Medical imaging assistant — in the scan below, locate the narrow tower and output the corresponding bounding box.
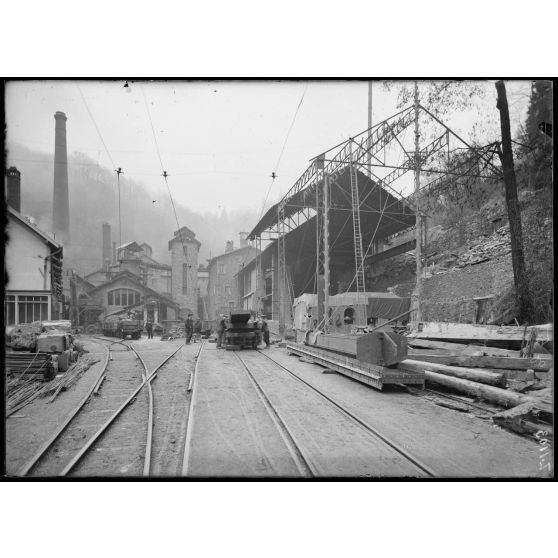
[52,111,70,243]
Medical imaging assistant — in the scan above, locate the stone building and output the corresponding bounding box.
[168,226,201,319]
[206,241,257,324]
[85,239,172,297]
[197,264,209,320]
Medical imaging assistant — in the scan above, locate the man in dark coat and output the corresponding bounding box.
[185,314,194,344]
[216,315,226,348]
[145,321,153,339]
[261,317,270,349]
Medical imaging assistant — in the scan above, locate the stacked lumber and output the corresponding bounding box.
[5,352,55,381]
[6,354,100,416]
[400,324,554,429]
[407,321,553,350]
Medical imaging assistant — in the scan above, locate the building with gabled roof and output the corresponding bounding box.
[5,169,64,325]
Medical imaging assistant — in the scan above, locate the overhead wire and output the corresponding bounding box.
[141,84,189,260]
[76,84,117,170]
[258,82,309,221]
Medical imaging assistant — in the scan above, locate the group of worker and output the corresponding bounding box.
[215,314,270,349]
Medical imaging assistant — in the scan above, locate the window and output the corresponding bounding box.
[5,295,16,325]
[343,307,354,324]
[218,263,226,275]
[229,301,235,311]
[183,264,188,295]
[225,285,232,296]
[108,289,140,307]
[5,294,49,324]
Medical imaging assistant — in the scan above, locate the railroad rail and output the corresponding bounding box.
[17,336,184,477]
[251,349,438,477]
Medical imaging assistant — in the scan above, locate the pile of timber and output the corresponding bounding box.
[6,354,100,416]
[401,322,553,435]
[407,321,553,351]
[5,352,56,381]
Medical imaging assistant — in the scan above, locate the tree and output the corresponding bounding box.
[495,81,534,323]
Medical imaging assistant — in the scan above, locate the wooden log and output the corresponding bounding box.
[407,338,523,357]
[399,359,506,386]
[407,352,552,372]
[492,402,553,437]
[420,370,536,408]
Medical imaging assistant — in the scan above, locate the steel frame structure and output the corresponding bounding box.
[250,103,503,332]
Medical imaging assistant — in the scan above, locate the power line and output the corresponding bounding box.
[258,82,309,220]
[141,85,189,261]
[76,84,117,169]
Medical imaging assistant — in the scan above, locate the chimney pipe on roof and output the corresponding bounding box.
[52,111,70,244]
[6,167,21,212]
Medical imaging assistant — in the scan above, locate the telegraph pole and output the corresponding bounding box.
[413,81,422,321]
[116,167,123,252]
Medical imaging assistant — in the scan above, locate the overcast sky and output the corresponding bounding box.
[6,80,531,216]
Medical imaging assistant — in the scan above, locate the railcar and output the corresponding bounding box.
[101,316,143,339]
[224,311,259,350]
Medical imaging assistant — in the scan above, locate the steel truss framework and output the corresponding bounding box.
[249,104,504,325]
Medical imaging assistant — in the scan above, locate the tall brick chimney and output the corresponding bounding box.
[6,167,21,212]
[52,111,70,243]
[102,222,111,268]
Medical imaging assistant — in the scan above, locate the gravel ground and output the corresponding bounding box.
[5,337,550,478]
[267,347,549,478]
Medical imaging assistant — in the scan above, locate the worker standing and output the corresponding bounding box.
[185,314,194,344]
[145,321,153,339]
[216,315,226,348]
[261,317,270,349]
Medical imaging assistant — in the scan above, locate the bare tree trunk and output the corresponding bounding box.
[495,80,534,323]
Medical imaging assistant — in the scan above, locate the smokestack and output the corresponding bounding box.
[6,167,21,212]
[52,111,70,244]
[225,240,234,253]
[102,222,111,267]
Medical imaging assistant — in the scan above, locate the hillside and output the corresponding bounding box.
[6,143,260,274]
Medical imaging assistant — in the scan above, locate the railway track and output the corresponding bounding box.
[182,343,437,477]
[238,349,438,477]
[17,337,184,477]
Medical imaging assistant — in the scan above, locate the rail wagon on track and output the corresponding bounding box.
[101,316,143,339]
[225,311,259,350]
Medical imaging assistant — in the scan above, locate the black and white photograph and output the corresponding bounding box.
[4,78,553,479]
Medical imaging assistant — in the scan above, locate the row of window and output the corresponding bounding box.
[108,289,141,307]
[5,294,49,325]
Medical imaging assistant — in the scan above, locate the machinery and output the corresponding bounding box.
[224,311,259,350]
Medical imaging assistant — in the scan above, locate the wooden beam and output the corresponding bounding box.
[407,338,526,357]
[408,321,553,345]
[419,370,536,408]
[407,352,552,372]
[399,359,505,386]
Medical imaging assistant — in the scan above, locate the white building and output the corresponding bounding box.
[5,206,63,324]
